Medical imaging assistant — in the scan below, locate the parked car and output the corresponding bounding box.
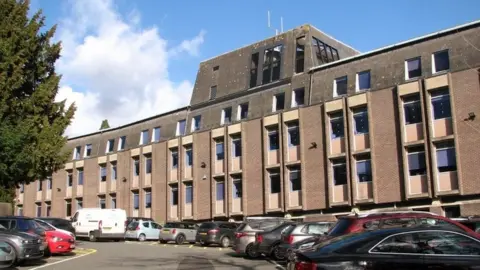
[288,226,480,270]
[159,222,197,244]
[0,224,45,267]
[0,216,48,250]
[38,217,76,236]
[233,216,291,258]
[281,221,334,245]
[252,222,295,260]
[0,241,16,268]
[125,220,163,241]
[279,210,476,261]
[35,219,75,239]
[125,217,154,231]
[452,216,480,234]
[196,221,238,247]
[34,220,75,256]
[70,208,127,242]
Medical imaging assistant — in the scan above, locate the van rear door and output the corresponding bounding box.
[100,210,126,234]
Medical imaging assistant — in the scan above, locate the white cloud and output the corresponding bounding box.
[54,0,205,137]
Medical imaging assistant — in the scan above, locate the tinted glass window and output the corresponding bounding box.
[17,219,38,231]
[418,218,461,230]
[200,223,218,229]
[0,220,9,229]
[163,223,178,228]
[307,224,330,234]
[142,222,150,228]
[283,224,297,235]
[236,223,247,231]
[328,219,353,236]
[418,231,480,255]
[381,218,416,229]
[371,232,422,254]
[128,222,138,230]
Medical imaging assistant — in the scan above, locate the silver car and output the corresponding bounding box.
[125,220,162,241]
[158,222,197,245]
[0,225,45,267]
[281,222,334,245]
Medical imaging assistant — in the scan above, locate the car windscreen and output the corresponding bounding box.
[17,219,39,231]
[163,223,178,228]
[327,218,353,237]
[127,222,139,230]
[35,220,55,231]
[199,223,217,229]
[282,224,297,235]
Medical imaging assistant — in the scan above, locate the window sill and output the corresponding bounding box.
[355,88,371,93]
[431,70,449,77]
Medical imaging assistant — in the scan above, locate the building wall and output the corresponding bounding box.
[15,22,480,221]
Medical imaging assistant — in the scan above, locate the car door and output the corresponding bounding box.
[419,231,480,269]
[185,223,197,241]
[150,222,161,240]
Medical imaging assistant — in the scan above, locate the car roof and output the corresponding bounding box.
[0,216,34,220]
[340,211,441,220]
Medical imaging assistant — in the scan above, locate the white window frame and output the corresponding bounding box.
[333,76,347,97]
[191,116,200,132]
[431,50,449,74]
[176,120,186,136]
[291,88,305,108]
[152,127,160,142]
[105,139,114,153]
[139,130,148,145]
[236,105,243,121]
[73,146,81,160]
[221,108,231,126]
[118,136,126,151]
[84,144,92,157]
[404,57,421,80]
[272,93,285,112]
[355,70,371,92]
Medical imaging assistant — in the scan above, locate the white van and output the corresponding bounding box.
[71,208,127,242]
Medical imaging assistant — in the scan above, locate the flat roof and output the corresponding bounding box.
[67,106,189,141]
[309,19,480,73]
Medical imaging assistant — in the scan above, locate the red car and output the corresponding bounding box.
[35,220,75,255]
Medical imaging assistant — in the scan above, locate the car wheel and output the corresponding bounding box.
[2,242,16,268]
[44,247,52,257]
[175,234,185,245]
[199,240,209,246]
[159,240,167,244]
[138,234,146,242]
[220,237,230,248]
[89,232,97,242]
[245,243,260,259]
[271,244,285,261]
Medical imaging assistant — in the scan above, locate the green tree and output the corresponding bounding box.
[0,0,75,202]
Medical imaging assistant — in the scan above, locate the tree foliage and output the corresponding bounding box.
[0,0,75,195]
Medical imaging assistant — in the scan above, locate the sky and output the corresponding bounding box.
[29,0,480,137]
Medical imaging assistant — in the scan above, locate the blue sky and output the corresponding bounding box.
[31,0,479,136]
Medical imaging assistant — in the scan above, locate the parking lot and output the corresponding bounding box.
[16,240,282,270]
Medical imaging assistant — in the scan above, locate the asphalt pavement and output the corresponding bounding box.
[15,240,283,270]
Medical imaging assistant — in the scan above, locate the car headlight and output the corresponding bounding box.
[21,240,30,244]
[51,236,64,242]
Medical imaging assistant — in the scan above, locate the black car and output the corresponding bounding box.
[253,222,294,260]
[38,217,75,235]
[196,221,238,247]
[289,226,480,270]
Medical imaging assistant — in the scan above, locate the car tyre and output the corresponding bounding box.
[245,243,260,259]
[220,236,230,248]
[175,234,185,245]
[44,247,52,257]
[199,240,209,246]
[138,234,146,242]
[4,243,17,268]
[89,232,97,242]
[271,244,285,261]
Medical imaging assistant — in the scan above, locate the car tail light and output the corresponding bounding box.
[295,261,317,270]
[287,235,294,244]
[235,232,247,239]
[136,226,140,231]
[255,234,263,243]
[208,229,219,234]
[171,229,176,234]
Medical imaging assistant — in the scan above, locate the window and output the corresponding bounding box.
[213,66,219,71]
[232,177,242,198]
[268,127,279,150]
[287,122,300,147]
[250,53,259,88]
[17,206,23,216]
[211,139,224,161]
[145,190,152,208]
[152,127,161,142]
[37,180,42,191]
[76,198,83,209]
[118,136,126,151]
[334,76,347,97]
[171,185,178,205]
[356,70,371,91]
[436,141,456,172]
[191,115,201,132]
[133,158,140,176]
[145,155,152,174]
[84,144,92,157]
[290,166,301,191]
[45,203,51,217]
[262,45,283,84]
[111,163,117,180]
[371,232,423,254]
[185,146,193,167]
[432,50,449,73]
[407,146,427,176]
[100,165,107,182]
[216,181,224,201]
[176,120,186,136]
[77,169,84,185]
[356,157,372,182]
[185,183,193,204]
[311,37,339,65]
[36,203,41,217]
[405,57,422,80]
[353,107,369,134]
[232,136,242,157]
[99,197,106,209]
[431,88,451,120]
[270,171,281,194]
[210,85,217,100]
[66,200,72,217]
[444,206,460,218]
[273,93,285,112]
[332,159,347,185]
[330,112,344,139]
[403,94,422,125]
[140,130,149,145]
[111,196,117,209]
[295,37,305,73]
[73,146,81,160]
[171,149,178,169]
[47,177,52,190]
[133,192,139,210]
[106,139,115,153]
[292,88,305,107]
[221,107,232,125]
[67,172,73,187]
[237,103,249,120]
[20,184,24,193]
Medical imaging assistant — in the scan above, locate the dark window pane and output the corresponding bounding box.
[216,182,224,201]
[434,51,449,73]
[408,151,427,176]
[332,160,347,186]
[407,58,422,79]
[268,129,279,150]
[335,77,348,96]
[275,93,285,111]
[357,160,372,182]
[353,107,369,134]
[358,71,371,90]
[431,90,451,119]
[215,142,224,160]
[403,95,422,124]
[288,124,300,146]
[436,147,456,172]
[210,86,217,100]
[330,114,344,139]
[270,173,281,193]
